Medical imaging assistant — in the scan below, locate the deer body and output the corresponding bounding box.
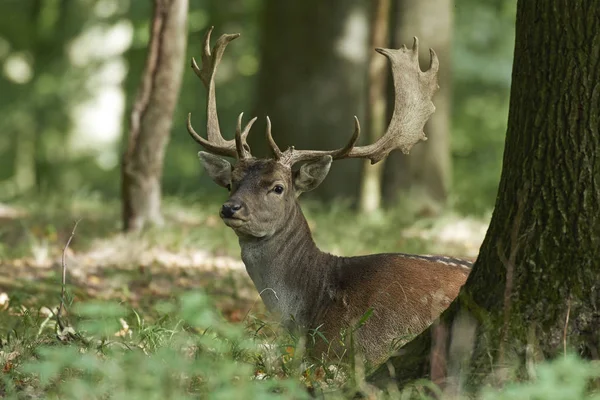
[187,28,471,366]
[240,195,470,364]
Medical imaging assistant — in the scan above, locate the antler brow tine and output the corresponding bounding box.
[235,112,257,159]
[265,116,283,159]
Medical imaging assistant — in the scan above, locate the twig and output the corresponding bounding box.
[563,297,571,357]
[57,219,81,330]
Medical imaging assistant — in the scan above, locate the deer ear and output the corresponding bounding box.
[293,156,332,195]
[198,151,232,188]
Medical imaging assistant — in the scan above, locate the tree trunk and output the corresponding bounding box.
[121,0,187,232]
[382,0,452,212]
[252,0,368,201]
[369,0,600,391]
[357,0,391,214]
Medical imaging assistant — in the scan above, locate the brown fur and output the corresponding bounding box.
[200,157,471,366]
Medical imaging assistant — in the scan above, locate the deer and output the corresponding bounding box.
[187,27,472,367]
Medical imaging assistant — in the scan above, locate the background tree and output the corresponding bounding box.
[369,0,600,389]
[357,0,391,213]
[121,0,188,232]
[252,0,369,201]
[0,0,513,214]
[382,0,453,212]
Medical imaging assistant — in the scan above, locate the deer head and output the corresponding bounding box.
[188,27,439,239]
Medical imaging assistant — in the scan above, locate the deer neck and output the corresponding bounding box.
[238,203,334,328]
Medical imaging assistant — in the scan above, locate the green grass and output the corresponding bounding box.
[0,191,482,262]
[2,194,598,398]
[0,292,317,399]
[1,288,599,399]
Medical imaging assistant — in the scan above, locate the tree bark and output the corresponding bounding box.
[382,0,453,211]
[121,0,187,232]
[357,0,391,214]
[252,0,368,201]
[369,0,600,391]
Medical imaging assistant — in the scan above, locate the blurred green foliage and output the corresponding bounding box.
[452,1,516,214]
[2,286,599,399]
[1,291,313,399]
[0,0,514,213]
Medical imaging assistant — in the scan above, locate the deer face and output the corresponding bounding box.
[199,152,332,238]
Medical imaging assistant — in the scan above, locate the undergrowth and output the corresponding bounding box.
[0,291,345,399]
[1,289,600,399]
[1,195,599,398]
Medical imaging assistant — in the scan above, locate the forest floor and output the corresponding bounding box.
[0,195,488,322]
[0,195,490,398]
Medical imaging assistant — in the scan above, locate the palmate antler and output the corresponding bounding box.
[188,29,439,166]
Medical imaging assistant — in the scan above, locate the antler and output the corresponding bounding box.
[271,37,439,166]
[187,27,256,159]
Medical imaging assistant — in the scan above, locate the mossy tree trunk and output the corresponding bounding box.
[121,0,187,232]
[369,0,600,390]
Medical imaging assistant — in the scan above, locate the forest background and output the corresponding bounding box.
[1,0,571,399]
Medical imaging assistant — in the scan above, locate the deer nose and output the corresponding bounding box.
[221,201,243,218]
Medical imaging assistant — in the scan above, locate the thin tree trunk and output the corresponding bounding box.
[252,0,369,201]
[358,0,391,214]
[121,0,187,232]
[369,0,600,390]
[382,0,453,212]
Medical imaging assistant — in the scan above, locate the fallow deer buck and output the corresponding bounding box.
[187,27,472,366]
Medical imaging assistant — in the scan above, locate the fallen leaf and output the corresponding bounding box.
[3,361,13,373]
[314,366,325,381]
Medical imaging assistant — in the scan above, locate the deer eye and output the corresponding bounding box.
[272,184,284,194]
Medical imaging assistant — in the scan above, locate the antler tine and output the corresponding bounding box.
[235,113,257,159]
[187,113,231,157]
[187,27,245,158]
[265,116,283,159]
[331,116,361,159]
[276,37,438,167]
[427,48,440,78]
[411,36,419,57]
[276,116,361,166]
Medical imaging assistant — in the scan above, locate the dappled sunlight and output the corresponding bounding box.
[0,196,488,321]
[67,20,132,169]
[82,235,244,273]
[2,52,33,84]
[336,6,368,63]
[402,214,489,258]
[0,203,27,219]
